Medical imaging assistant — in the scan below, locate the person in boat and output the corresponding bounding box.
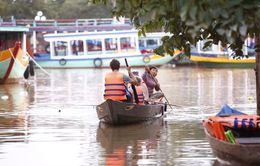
[142,65,164,102]
[104,59,138,102]
[128,71,149,104]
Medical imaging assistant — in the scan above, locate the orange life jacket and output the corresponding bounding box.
[104,72,127,101]
[206,115,260,129]
[203,120,227,141]
[136,85,144,104]
[203,115,260,141]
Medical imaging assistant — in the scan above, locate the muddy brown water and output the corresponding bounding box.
[0,66,256,166]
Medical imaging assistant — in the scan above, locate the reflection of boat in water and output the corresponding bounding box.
[96,117,165,165]
[96,99,166,125]
[0,84,31,142]
[34,30,181,68]
[0,27,30,84]
[0,84,30,111]
[203,105,260,165]
[190,39,255,68]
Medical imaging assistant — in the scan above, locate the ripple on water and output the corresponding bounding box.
[0,67,257,165]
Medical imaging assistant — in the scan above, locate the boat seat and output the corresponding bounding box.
[236,137,260,144]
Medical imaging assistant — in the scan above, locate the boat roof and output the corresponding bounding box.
[44,29,139,41]
[0,26,29,32]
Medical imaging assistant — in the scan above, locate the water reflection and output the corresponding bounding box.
[0,84,31,142]
[0,67,257,166]
[97,118,166,165]
[159,67,256,115]
[213,159,253,166]
[0,84,31,112]
[32,69,106,109]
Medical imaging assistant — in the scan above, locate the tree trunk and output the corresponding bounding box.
[255,35,260,115]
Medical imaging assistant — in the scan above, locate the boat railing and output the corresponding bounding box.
[13,18,131,27]
[0,16,132,29]
[0,16,16,26]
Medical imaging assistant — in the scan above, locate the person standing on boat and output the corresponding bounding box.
[142,65,164,101]
[104,59,138,102]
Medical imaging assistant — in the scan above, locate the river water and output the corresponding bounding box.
[0,66,256,166]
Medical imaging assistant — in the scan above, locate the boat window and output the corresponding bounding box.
[105,38,117,54]
[146,39,158,48]
[70,40,84,56]
[0,32,22,51]
[120,37,136,52]
[139,39,145,50]
[54,41,68,56]
[86,39,102,54]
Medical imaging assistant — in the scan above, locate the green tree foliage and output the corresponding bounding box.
[0,0,112,19]
[7,0,48,19]
[94,0,260,57]
[0,0,10,16]
[58,0,112,19]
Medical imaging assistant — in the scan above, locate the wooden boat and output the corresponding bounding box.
[190,54,255,68]
[190,39,255,68]
[96,99,166,125]
[203,104,260,165]
[204,129,260,165]
[0,26,30,84]
[34,30,181,68]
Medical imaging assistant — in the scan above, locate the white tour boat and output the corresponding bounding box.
[34,30,182,68]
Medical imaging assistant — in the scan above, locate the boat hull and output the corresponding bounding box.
[191,55,255,68]
[204,128,260,165]
[35,54,176,68]
[0,46,29,84]
[96,99,166,125]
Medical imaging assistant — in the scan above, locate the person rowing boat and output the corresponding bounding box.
[97,60,168,125]
[142,65,164,102]
[103,59,138,103]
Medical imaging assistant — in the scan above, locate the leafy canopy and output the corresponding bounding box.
[94,0,260,56]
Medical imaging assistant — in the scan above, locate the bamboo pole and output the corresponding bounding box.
[255,35,260,115]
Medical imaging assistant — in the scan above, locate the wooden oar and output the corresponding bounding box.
[125,59,139,104]
[153,101,182,108]
[147,67,173,109]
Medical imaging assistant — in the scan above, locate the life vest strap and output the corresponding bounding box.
[105,83,124,86]
[104,94,126,97]
[104,89,126,92]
